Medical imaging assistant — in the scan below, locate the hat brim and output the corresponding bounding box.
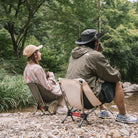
[36,45,43,50]
[75,37,95,45]
[75,34,99,45]
[75,33,104,45]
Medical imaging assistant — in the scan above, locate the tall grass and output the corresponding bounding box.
[0,69,35,112]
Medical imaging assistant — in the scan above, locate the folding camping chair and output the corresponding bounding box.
[59,78,102,127]
[27,83,61,116]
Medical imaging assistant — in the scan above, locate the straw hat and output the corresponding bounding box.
[23,45,43,58]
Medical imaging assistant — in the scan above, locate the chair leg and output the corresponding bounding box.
[78,118,85,128]
[43,105,55,115]
[33,105,53,116]
[78,113,90,128]
[33,105,41,115]
[85,118,91,125]
[71,115,75,121]
[44,106,51,113]
[61,114,68,123]
[107,108,113,114]
[33,108,38,115]
[61,109,74,123]
[94,110,98,117]
[40,108,46,116]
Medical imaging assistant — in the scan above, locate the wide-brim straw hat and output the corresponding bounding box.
[75,29,99,45]
[23,44,43,58]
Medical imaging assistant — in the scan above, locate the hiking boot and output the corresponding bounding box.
[116,114,138,124]
[99,110,112,119]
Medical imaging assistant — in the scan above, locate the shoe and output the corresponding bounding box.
[53,105,68,114]
[116,114,138,124]
[99,110,111,119]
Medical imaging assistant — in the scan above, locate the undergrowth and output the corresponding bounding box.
[0,69,35,112]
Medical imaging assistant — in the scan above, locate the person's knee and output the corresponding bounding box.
[99,82,116,104]
[116,81,123,89]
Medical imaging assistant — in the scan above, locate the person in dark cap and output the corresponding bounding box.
[66,29,137,123]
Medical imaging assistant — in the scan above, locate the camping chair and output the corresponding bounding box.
[59,78,102,127]
[27,83,61,116]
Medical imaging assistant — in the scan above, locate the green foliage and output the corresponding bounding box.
[25,35,41,47]
[0,0,46,57]
[102,25,138,83]
[0,71,34,112]
[0,57,26,74]
[0,28,13,58]
[40,46,65,73]
[103,0,134,28]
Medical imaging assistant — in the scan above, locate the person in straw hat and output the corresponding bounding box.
[23,44,67,114]
[66,29,137,123]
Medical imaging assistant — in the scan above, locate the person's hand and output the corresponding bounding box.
[46,71,54,78]
[114,66,119,71]
[46,71,52,79]
[47,72,53,76]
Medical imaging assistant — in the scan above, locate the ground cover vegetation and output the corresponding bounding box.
[0,0,138,111]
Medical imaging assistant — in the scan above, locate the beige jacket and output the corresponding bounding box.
[66,46,121,97]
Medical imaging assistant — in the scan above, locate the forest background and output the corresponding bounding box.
[0,0,138,111]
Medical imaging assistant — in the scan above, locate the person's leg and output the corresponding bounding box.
[99,81,137,123]
[53,96,67,114]
[114,82,138,123]
[113,81,126,115]
[57,96,66,107]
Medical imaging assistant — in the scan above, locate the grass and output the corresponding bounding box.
[0,69,35,112]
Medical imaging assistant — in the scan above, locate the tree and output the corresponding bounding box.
[0,0,46,58]
[36,0,99,60]
[101,0,138,82]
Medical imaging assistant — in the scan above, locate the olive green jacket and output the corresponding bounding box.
[66,46,121,97]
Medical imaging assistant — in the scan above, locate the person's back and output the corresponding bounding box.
[66,46,103,96]
[24,63,43,84]
[66,46,97,79]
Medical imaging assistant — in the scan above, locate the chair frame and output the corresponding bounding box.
[59,79,102,127]
[27,83,60,116]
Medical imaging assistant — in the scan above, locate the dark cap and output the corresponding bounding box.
[75,29,98,45]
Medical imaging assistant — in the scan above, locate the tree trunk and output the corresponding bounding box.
[78,25,80,37]
[8,23,19,58]
[98,0,101,42]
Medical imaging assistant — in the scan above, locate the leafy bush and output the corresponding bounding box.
[0,57,26,75]
[40,46,64,73]
[102,26,138,83]
[0,72,35,112]
[0,28,13,58]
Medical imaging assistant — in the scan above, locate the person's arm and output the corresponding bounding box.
[35,67,53,91]
[93,53,121,82]
[35,67,62,95]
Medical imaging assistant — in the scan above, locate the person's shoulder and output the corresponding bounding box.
[32,64,43,70]
[26,64,42,70]
[32,64,42,68]
[89,50,104,59]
